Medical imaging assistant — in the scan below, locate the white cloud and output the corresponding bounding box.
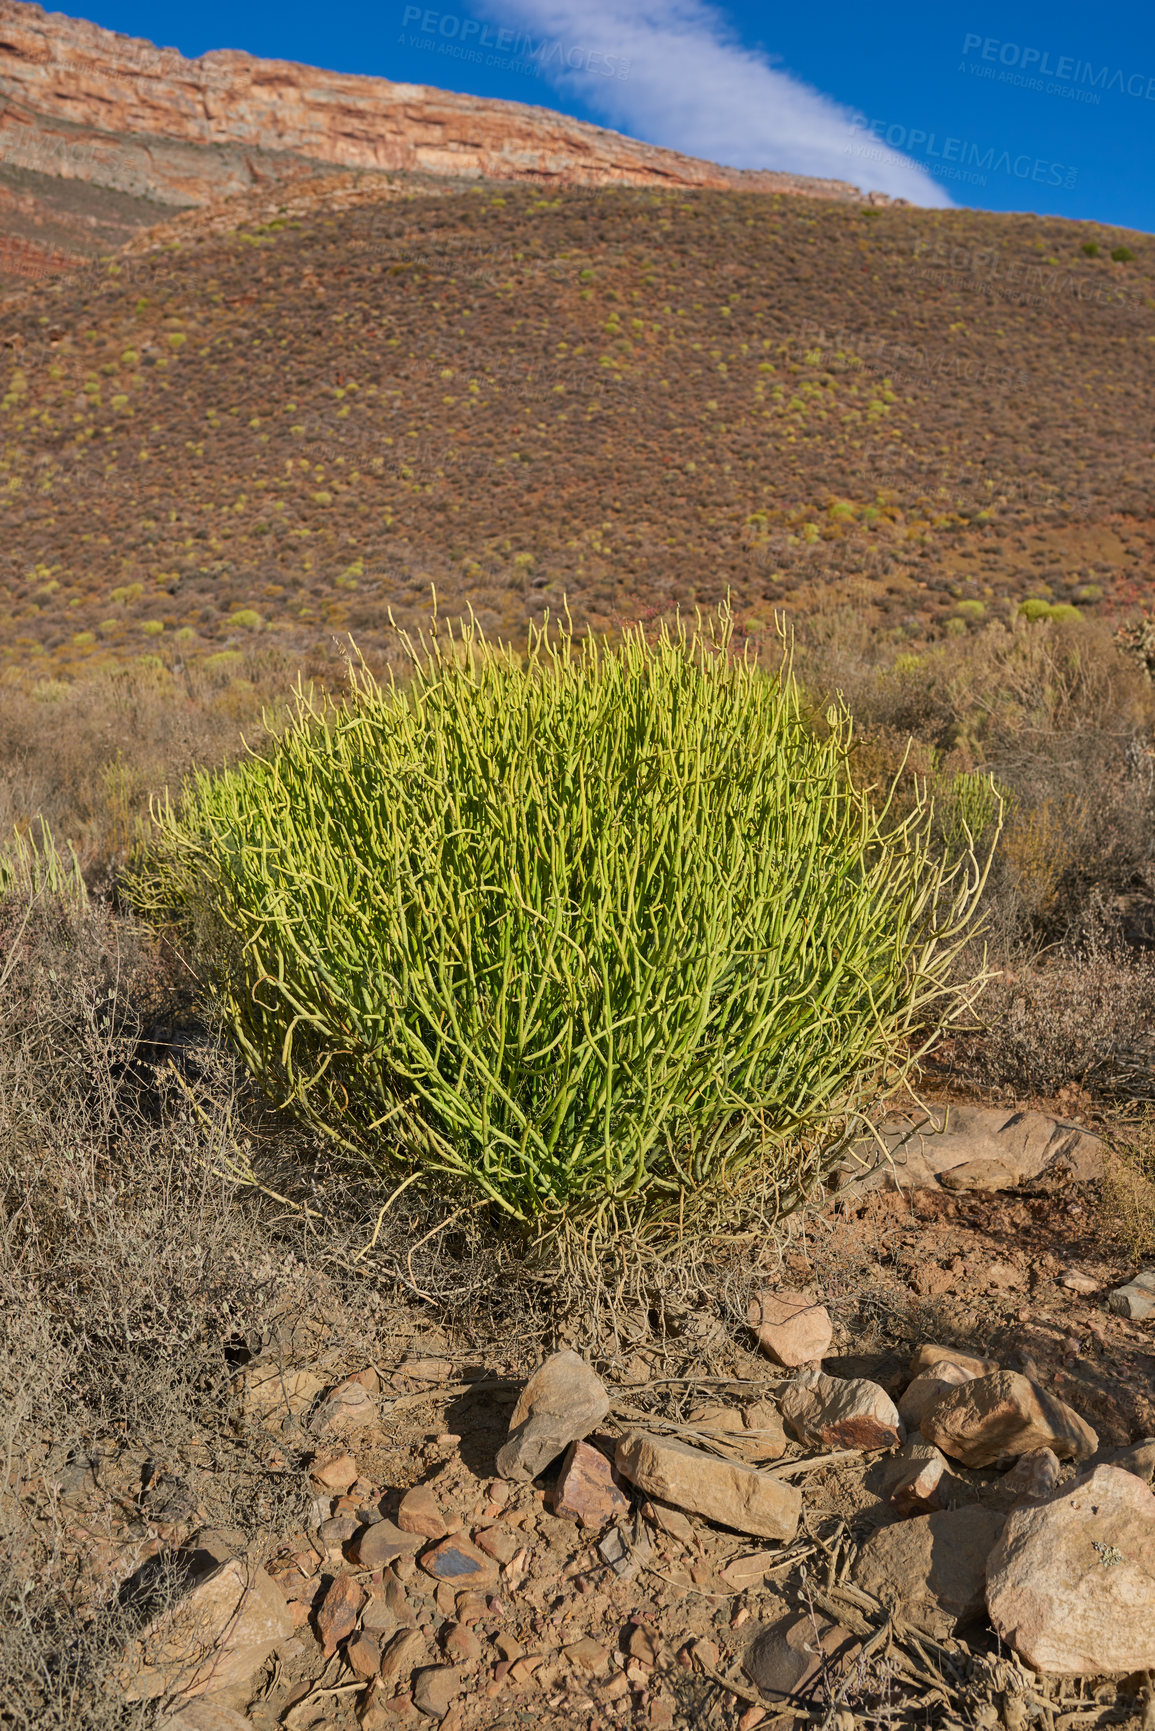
[470,0,952,206]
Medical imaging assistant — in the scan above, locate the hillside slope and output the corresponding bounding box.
[1,181,1152,676]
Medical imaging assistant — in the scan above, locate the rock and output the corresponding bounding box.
[746,1290,832,1367]
[898,1362,980,1431]
[741,1401,788,1462]
[722,1551,783,1589]
[495,1350,610,1482]
[310,1453,358,1492]
[473,1526,520,1564]
[237,1362,326,1427]
[564,1635,609,1672]
[316,1573,367,1658]
[875,1436,949,1497]
[312,1376,379,1436]
[353,1520,423,1570]
[640,1500,696,1543]
[161,1704,253,1731]
[837,1106,1103,1199]
[626,1623,664,1668]
[1059,1268,1099,1295]
[780,1369,904,1451]
[1107,1269,1155,1320]
[121,1558,292,1701]
[938,1158,1021,1193]
[891,1454,947,1517]
[999,1448,1061,1507]
[688,1401,747,1436]
[615,1432,801,1542]
[909,1344,998,1379]
[419,1537,499,1591]
[442,1622,483,1665]
[348,1630,384,1677]
[1108,1438,1155,1484]
[0,4,873,220]
[742,1614,859,1703]
[412,1665,464,1720]
[853,1507,1006,1637]
[921,1372,1098,1468]
[553,1440,629,1530]
[985,1465,1155,1675]
[398,1485,450,1541]
[380,1628,428,1686]
[318,1514,359,1558]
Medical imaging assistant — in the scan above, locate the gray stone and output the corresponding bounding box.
[1107,1269,1155,1321]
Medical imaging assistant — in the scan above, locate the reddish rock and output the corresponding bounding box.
[310,1453,358,1492]
[780,1369,904,1451]
[354,1520,423,1570]
[898,1362,980,1431]
[986,1465,1155,1675]
[746,1290,832,1368]
[120,1558,292,1702]
[316,1573,367,1658]
[398,1485,450,1541]
[909,1344,998,1379]
[553,1440,630,1530]
[891,1454,948,1517]
[472,1526,520,1565]
[0,2,871,217]
[348,1631,383,1677]
[921,1372,1098,1468]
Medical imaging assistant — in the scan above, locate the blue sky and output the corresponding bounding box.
[71,0,1155,233]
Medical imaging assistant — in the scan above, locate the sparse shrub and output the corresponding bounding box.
[137,607,990,1226]
[1081,242,1101,257]
[1111,246,1136,263]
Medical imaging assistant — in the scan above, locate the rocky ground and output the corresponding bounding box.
[18,1103,1154,1731]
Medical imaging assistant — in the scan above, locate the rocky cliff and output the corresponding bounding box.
[0,0,880,212]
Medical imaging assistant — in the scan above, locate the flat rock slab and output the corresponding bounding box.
[615,1430,801,1542]
[853,1506,1006,1637]
[986,1465,1155,1675]
[835,1106,1103,1198]
[495,1349,610,1482]
[922,1371,1098,1468]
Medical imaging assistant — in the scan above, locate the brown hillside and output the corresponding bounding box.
[0,179,1152,678]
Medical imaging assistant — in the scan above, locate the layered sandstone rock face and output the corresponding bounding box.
[0,0,875,211]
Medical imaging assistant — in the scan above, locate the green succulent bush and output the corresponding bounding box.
[137,607,992,1225]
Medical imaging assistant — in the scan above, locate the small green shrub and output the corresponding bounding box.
[1111,246,1136,263]
[137,607,991,1225]
[1019,598,1080,624]
[1082,242,1101,257]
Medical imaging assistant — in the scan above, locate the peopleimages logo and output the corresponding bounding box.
[960,34,1155,103]
[399,7,631,78]
[846,117,1077,190]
